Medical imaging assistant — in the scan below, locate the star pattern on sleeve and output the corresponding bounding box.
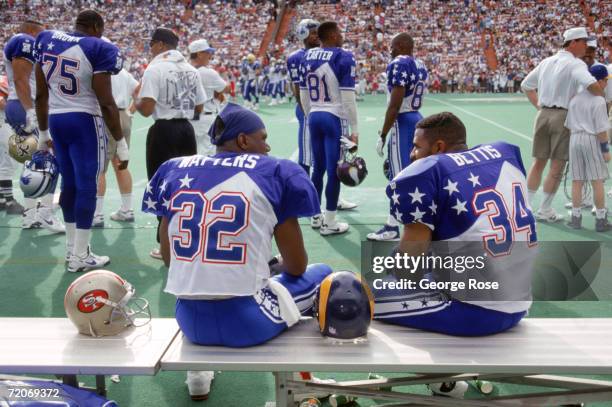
[179,174,194,188]
[443,179,459,195]
[144,196,157,210]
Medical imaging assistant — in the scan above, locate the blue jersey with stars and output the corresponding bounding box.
[386,55,428,113]
[242,61,259,81]
[34,30,122,116]
[299,47,356,118]
[142,153,320,297]
[287,48,305,85]
[387,141,537,313]
[3,33,36,101]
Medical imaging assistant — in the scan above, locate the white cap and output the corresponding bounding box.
[587,39,597,48]
[563,27,589,42]
[188,39,215,54]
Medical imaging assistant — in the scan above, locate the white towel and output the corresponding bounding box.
[268,279,301,327]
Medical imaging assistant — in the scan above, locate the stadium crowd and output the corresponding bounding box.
[1,0,611,94]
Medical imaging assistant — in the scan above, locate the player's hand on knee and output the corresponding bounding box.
[376,133,386,157]
[37,129,51,152]
[24,109,39,133]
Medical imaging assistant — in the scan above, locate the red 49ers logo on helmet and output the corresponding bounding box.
[77,290,109,313]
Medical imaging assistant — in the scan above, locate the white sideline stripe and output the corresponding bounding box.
[430,98,533,142]
[289,148,299,162]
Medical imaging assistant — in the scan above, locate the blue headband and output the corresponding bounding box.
[209,103,266,145]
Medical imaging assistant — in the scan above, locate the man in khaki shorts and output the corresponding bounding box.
[521,27,605,222]
[94,66,140,227]
[566,65,611,232]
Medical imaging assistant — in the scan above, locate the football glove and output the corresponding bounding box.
[24,108,38,133]
[116,137,129,162]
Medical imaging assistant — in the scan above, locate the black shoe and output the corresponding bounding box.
[596,218,611,232]
[567,214,582,229]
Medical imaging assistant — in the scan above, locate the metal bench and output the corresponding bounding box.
[0,318,179,395]
[161,317,612,406]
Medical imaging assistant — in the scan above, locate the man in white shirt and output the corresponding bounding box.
[566,65,611,232]
[94,67,140,227]
[136,27,206,259]
[521,27,605,222]
[187,39,228,156]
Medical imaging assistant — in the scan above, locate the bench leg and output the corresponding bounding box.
[62,374,78,388]
[274,372,292,407]
[95,375,106,397]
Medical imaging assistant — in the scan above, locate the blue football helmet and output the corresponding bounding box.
[314,271,374,340]
[296,19,320,41]
[20,151,59,198]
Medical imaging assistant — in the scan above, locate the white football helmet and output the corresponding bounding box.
[296,19,320,41]
[64,270,151,337]
[19,151,59,198]
[8,132,38,163]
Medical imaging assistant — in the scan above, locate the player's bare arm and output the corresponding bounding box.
[274,217,308,277]
[136,97,156,117]
[380,85,405,141]
[34,63,49,131]
[159,216,171,267]
[93,72,128,169]
[12,58,34,110]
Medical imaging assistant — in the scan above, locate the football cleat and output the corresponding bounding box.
[186,371,214,401]
[110,208,135,222]
[366,224,400,241]
[337,198,357,210]
[534,208,563,223]
[37,206,65,234]
[311,214,322,229]
[320,220,349,236]
[596,218,612,233]
[337,151,368,187]
[150,247,163,260]
[92,214,105,228]
[22,207,41,229]
[67,247,110,273]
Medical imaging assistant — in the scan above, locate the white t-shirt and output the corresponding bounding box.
[521,50,596,109]
[139,50,206,120]
[565,89,610,135]
[111,68,138,109]
[196,66,226,112]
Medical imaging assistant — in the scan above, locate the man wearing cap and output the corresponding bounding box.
[521,27,605,222]
[566,64,611,232]
[137,27,206,259]
[188,39,228,157]
[142,102,332,399]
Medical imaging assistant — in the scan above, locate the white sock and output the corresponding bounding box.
[95,196,104,216]
[386,214,400,227]
[324,210,337,226]
[540,192,555,211]
[40,193,53,208]
[572,208,581,217]
[120,193,132,211]
[528,189,537,205]
[66,222,76,255]
[24,198,36,210]
[74,228,92,258]
[596,208,607,219]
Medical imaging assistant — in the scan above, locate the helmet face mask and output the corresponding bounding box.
[337,151,368,187]
[8,133,38,163]
[65,270,151,337]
